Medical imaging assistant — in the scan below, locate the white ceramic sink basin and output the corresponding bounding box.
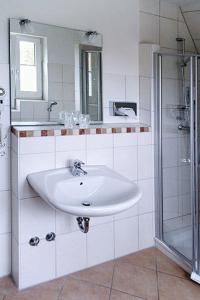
[27,166,141,217]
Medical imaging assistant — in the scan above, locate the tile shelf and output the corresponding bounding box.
[11,123,151,138]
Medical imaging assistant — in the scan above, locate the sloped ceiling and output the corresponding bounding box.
[181,3,200,53]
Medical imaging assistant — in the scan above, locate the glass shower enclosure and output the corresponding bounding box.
[154,52,200,282]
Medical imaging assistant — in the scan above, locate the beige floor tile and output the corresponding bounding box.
[112,261,158,300]
[71,261,115,287]
[2,276,65,300]
[4,288,59,300]
[0,276,16,296]
[110,289,143,299]
[0,293,4,300]
[59,277,110,300]
[158,272,200,300]
[156,250,189,279]
[117,247,156,271]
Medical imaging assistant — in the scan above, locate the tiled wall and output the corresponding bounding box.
[0,0,139,278]
[0,0,194,281]
[139,1,193,236]
[139,0,196,125]
[11,131,154,288]
[12,62,76,122]
[181,3,200,52]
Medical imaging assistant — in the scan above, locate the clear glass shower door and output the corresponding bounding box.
[156,53,194,262]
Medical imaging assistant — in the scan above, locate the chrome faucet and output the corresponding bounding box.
[71,160,87,176]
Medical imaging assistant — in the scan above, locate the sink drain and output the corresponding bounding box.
[82,202,91,207]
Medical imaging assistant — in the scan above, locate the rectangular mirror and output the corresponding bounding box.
[9,18,103,125]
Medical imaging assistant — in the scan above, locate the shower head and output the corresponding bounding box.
[176,38,186,42]
[176,37,186,56]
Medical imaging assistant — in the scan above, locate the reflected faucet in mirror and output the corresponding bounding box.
[47,101,58,122]
[9,18,103,125]
[47,101,58,112]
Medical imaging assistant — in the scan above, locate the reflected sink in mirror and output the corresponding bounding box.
[27,165,142,218]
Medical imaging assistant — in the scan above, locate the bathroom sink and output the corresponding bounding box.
[27,166,141,217]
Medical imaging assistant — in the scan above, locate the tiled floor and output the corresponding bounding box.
[1,247,200,299]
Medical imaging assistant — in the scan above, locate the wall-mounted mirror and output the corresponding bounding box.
[9,18,103,125]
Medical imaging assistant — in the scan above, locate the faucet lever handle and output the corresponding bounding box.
[73,159,85,168]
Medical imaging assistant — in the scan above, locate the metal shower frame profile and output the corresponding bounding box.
[154,52,200,283]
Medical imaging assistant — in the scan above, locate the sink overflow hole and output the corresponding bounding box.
[80,182,83,185]
[82,202,91,207]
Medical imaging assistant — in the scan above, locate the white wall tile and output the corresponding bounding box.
[162,78,179,108]
[86,134,113,149]
[140,0,159,15]
[181,194,191,216]
[33,102,48,121]
[12,193,19,242]
[163,167,178,198]
[20,197,55,243]
[140,13,159,44]
[87,222,114,267]
[115,216,138,258]
[163,138,178,168]
[138,145,154,179]
[63,64,75,83]
[56,135,86,152]
[113,133,137,148]
[161,51,179,79]
[19,137,55,154]
[20,239,55,289]
[12,237,19,287]
[139,44,157,78]
[139,213,155,249]
[137,132,153,145]
[140,109,151,125]
[160,1,179,20]
[90,215,114,227]
[178,165,190,196]
[11,150,18,197]
[114,203,138,220]
[55,210,78,235]
[87,148,113,168]
[20,102,34,121]
[48,82,63,101]
[0,233,11,277]
[48,63,62,83]
[114,146,137,180]
[125,75,139,101]
[139,77,151,111]
[103,73,126,106]
[160,18,178,49]
[19,153,55,199]
[0,191,11,234]
[63,83,75,101]
[56,231,87,277]
[0,151,10,191]
[138,178,154,214]
[163,196,179,220]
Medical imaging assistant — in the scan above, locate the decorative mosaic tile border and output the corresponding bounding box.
[12,126,151,138]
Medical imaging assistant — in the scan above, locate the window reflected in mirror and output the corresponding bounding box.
[10,18,103,125]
